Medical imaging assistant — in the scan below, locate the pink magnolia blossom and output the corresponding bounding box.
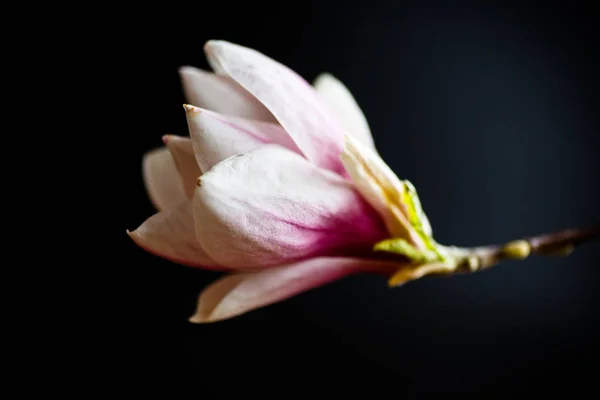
[127,41,463,322]
[130,41,600,324]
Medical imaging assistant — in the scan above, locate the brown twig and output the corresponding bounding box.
[455,222,600,273]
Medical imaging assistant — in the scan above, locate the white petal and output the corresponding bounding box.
[163,135,202,198]
[183,105,301,172]
[189,256,402,323]
[142,147,187,211]
[179,66,276,122]
[204,40,347,175]
[128,201,225,270]
[193,144,387,268]
[313,73,375,150]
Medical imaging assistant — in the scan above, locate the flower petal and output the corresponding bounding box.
[189,256,402,323]
[204,40,347,175]
[179,66,276,122]
[142,147,187,211]
[127,201,226,270]
[193,144,387,268]
[163,135,202,198]
[313,73,375,150]
[340,134,426,248]
[183,105,301,172]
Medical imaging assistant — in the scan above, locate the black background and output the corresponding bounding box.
[124,1,599,396]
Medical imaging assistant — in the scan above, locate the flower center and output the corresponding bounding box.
[339,133,449,267]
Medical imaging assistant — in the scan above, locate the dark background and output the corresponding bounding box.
[125,1,599,396]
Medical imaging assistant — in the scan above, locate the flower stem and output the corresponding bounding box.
[453,222,600,273]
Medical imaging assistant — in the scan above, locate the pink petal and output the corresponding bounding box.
[184,105,301,172]
[142,147,187,211]
[188,256,402,323]
[204,40,347,175]
[193,144,387,269]
[313,73,376,150]
[162,135,202,199]
[179,66,276,122]
[127,201,226,270]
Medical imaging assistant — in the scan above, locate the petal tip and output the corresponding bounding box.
[387,267,413,287]
[343,131,356,146]
[179,65,213,80]
[178,65,196,76]
[126,228,142,246]
[183,104,200,116]
[204,39,225,50]
[188,312,226,324]
[387,276,407,288]
[189,308,234,324]
[126,227,139,240]
[189,304,222,324]
[203,40,219,56]
[204,40,239,63]
[188,313,207,324]
[340,132,355,156]
[313,72,335,87]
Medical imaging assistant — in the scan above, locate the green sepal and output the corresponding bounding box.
[373,238,441,264]
[399,180,446,261]
[373,180,452,263]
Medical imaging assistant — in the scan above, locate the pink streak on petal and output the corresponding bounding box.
[193,145,388,269]
[184,105,301,172]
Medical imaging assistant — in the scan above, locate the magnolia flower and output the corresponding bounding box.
[129,40,599,323]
